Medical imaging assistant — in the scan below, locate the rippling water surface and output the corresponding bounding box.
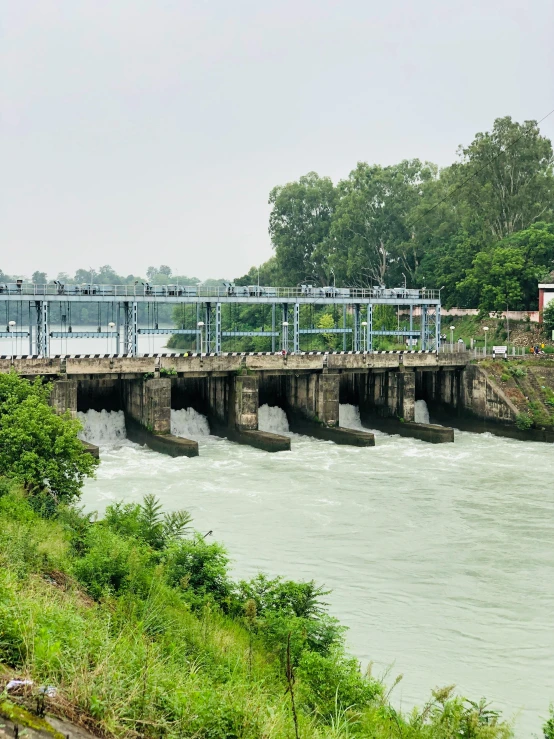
[80,406,554,736]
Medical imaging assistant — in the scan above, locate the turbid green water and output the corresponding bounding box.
[80,406,554,737]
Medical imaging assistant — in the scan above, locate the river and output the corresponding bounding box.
[78,403,554,737]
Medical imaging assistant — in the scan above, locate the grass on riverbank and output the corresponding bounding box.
[0,481,515,739]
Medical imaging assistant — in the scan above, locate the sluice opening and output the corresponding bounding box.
[77,379,122,413]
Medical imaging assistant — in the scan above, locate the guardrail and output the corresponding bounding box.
[0,282,441,300]
[440,344,528,357]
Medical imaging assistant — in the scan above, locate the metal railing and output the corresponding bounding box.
[439,344,527,357]
[0,282,441,300]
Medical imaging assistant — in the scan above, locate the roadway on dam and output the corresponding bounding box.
[78,404,554,738]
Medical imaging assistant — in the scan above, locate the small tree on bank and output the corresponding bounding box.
[0,372,97,506]
[543,302,554,336]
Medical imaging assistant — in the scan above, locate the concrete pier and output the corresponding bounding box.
[125,417,199,457]
[282,371,372,446]
[362,417,454,443]
[289,418,375,446]
[122,377,199,457]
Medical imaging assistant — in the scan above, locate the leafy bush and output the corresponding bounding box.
[0,372,97,505]
[104,493,192,550]
[237,574,344,660]
[515,414,533,430]
[508,365,527,378]
[297,650,382,720]
[544,705,554,739]
[71,525,152,598]
[500,373,510,382]
[164,534,233,606]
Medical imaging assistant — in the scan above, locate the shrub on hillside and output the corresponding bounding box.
[515,414,533,430]
[0,372,97,507]
[164,535,233,607]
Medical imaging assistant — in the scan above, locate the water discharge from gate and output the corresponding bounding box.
[78,407,554,736]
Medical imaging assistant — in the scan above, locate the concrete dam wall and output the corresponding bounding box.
[28,351,533,455]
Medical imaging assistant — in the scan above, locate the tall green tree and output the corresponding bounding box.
[330,160,435,287]
[269,172,337,285]
[454,116,554,240]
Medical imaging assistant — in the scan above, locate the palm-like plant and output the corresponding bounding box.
[138,494,193,550]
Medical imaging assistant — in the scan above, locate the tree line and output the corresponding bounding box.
[238,116,554,313]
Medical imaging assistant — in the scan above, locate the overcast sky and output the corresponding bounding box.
[1,0,553,281]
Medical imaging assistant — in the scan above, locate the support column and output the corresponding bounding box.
[399,369,415,422]
[50,379,78,418]
[204,303,210,354]
[352,304,360,351]
[366,304,373,352]
[286,371,374,445]
[217,373,289,451]
[122,302,138,355]
[122,377,198,456]
[206,302,221,354]
[230,375,258,431]
[281,304,289,352]
[115,303,121,355]
[293,303,300,354]
[271,304,276,352]
[35,300,49,357]
[420,305,427,350]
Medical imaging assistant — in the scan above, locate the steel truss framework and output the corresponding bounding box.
[0,287,441,356]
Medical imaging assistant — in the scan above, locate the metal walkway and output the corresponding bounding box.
[0,282,441,357]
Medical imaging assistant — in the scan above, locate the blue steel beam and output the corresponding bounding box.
[138,329,200,335]
[298,328,352,334]
[222,331,279,337]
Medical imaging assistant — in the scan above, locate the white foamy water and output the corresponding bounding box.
[80,419,554,736]
[77,410,127,446]
[414,399,430,424]
[258,404,290,434]
[171,408,211,439]
[339,403,364,429]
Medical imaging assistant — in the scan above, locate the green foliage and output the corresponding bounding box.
[269,172,337,285]
[500,373,510,382]
[515,413,533,430]
[508,365,527,378]
[164,535,232,606]
[543,302,554,333]
[0,372,97,506]
[0,490,516,739]
[297,650,382,720]
[544,705,554,739]
[104,493,192,550]
[160,367,177,376]
[318,312,336,349]
[458,223,554,311]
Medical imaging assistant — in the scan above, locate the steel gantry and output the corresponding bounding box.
[0,283,441,356]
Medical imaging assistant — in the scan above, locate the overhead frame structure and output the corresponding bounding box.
[0,284,441,356]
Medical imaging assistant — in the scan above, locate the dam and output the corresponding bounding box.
[0,347,523,455]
